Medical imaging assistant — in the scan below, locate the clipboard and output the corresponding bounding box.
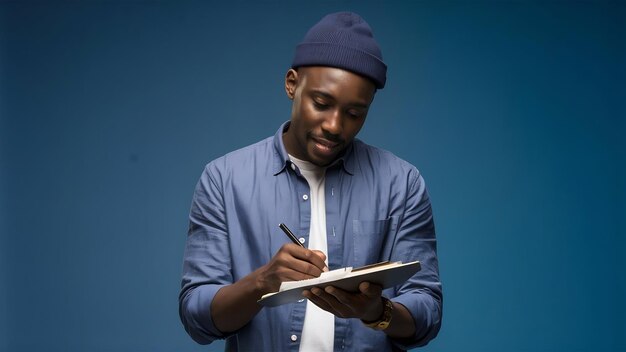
[258,261,420,307]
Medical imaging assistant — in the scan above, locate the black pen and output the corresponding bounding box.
[279,223,329,272]
[279,223,305,248]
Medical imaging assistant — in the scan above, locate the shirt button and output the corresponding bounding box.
[290,163,296,171]
[298,237,305,244]
[291,334,298,342]
[298,298,305,303]
[302,194,308,201]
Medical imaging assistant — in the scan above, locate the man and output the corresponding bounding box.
[180,12,442,351]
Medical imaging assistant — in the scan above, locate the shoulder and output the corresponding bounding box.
[351,139,422,181]
[203,136,274,180]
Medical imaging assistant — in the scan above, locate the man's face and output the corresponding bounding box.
[283,66,376,167]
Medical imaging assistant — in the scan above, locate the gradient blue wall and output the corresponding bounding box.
[1,1,624,351]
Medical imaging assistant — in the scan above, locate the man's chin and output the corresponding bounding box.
[309,143,342,165]
[307,152,339,167]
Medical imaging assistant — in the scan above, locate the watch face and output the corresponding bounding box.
[376,320,391,330]
[364,297,394,330]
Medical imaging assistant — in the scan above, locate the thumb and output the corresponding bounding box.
[359,282,382,298]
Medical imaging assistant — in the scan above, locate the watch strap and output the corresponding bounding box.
[362,297,394,330]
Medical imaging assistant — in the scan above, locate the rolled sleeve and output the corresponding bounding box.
[179,283,227,343]
[179,164,233,344]
[389,170,443,349]
[392,288,442,349]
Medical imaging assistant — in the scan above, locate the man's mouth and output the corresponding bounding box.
[311,136,341,155]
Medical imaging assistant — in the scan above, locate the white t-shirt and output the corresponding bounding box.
[289,155,334,352]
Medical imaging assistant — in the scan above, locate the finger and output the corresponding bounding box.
[324,285,355,306]
[359,282,382,299]
[286,246,327,273]
[325,285,385,321]
[303,289,335,313]
[311,250,327,262]
[275,265,319,282]
[311,250,329,271]
[313,287,354,318]
[276,245,325,277]
[324,285,374,311]
[279,260,323,280]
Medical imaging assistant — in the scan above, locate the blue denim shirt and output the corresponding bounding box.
[179,122,442,351]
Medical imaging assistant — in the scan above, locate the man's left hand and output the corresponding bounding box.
[302,282,384,321]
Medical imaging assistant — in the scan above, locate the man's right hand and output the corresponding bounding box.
[211,243,327,334]
[254,243,328,294]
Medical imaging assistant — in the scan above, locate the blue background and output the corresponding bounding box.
[1,1,624,351]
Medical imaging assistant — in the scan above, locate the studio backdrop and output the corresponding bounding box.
[1,1,624,351]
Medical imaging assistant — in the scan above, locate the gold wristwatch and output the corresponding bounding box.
[362,297,394,330]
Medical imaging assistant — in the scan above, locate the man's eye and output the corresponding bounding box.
[313,100,329,109]
[347,110,363,119]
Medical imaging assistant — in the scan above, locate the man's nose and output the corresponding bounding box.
[321,110,342,136]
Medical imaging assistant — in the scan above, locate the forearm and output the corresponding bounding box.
[383,301,416,338]
[211,246,328,334]
[210,270,264,334]
[393,289,443,347]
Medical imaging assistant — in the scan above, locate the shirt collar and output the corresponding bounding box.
[272,121,355,176]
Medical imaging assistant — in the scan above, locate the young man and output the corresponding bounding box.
[180,12,442,351]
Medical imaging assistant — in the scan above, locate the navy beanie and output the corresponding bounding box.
[291,12,387,89]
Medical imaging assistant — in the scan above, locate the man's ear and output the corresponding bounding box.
[285,69,298,100]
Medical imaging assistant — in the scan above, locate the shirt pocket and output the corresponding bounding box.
[352,217,397,267]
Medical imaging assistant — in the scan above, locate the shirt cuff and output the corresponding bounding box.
[390,292,442,349]
[180,283,228,344]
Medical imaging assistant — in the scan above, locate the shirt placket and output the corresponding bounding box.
[287,165,312,351]
[324,166,349,349]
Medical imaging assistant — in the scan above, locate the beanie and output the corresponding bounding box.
[291,12,387,89]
